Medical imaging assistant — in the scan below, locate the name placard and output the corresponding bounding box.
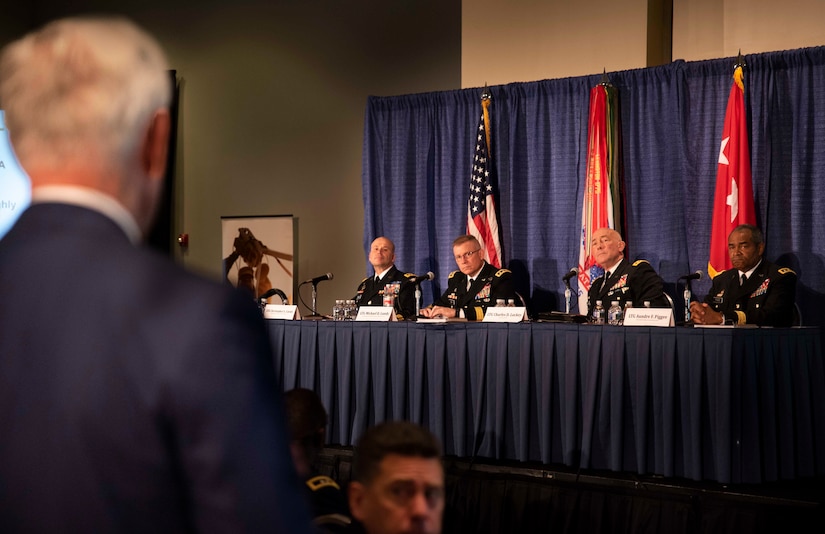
[623,308,674,327]
[263,304,301,320]
[482,307,528,323]
[355,306,397,322]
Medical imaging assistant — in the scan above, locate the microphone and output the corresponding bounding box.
[678,270,704,281]
[302,272,333,285]
[562,267,578,282]
[407,271,435,285]
[259,288,288,304]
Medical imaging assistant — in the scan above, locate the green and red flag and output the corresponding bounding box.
[577,79,624,313]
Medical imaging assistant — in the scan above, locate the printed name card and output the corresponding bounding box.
[264,304,301,320]
[355,306,397,322]
[482,307,528,323]
[623,308,674,327]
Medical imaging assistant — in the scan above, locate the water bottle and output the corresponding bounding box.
[644,301,651,308]
[608,300,623,325]
[507,299,515,307]
[346,300,357,320]
[496,299,505,307]
[592,300,605,324]
[333,300,343,321]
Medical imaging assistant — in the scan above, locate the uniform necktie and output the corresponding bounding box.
[603,271,611,290]
[375,276,380,285]
[740,273,747,286]
[467,278,474,291]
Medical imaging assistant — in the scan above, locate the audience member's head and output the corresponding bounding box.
[0,15,172,237]
[284,387,328,478]
[349,421,444,534]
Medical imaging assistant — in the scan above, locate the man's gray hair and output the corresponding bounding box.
[0,16,171,173]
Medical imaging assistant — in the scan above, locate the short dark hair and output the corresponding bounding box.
[352,421,442,484]
[731,224,764,246]
[283,388,327,449]
[452,235,480,249]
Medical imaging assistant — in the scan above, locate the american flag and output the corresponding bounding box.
[467,92,502,268]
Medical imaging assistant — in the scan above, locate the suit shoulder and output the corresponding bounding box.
[402,272,416,279]
[447,270,460,279]
[631,259,650,267]
[494,268,511,277]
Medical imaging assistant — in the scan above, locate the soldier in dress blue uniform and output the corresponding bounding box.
[420,235,515,321]
[353,237,416,319]
[690,224,797,326]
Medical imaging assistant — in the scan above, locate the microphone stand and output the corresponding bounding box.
[414,285,422,317]
[564,280,572,314]
[683,280,692,323]
[303,281,328,320]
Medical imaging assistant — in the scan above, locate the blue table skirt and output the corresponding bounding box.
[268,320,825,484]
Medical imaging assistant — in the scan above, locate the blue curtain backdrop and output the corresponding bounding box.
[362,47,825,327]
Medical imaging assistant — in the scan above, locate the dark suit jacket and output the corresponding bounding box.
[353,265,416,319]
[587,258,669,316]
[702,259,797,326]
[0,204,310,532]
[431,262,515,320]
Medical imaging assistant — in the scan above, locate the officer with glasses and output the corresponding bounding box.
[420,235,515,320]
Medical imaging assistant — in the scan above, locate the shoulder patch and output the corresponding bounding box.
[778,267,796,276]
[403,272,416,279]
[495,268,511,277]
[448,270,459,279]
[306,475,340,492]
[632,259,650,267]
[360,277,369,284]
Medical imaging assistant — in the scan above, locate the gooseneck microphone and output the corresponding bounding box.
[302,272,333,285]
[562,268,579,282]
[678,270,704,281]
[408,272,435,285]
[259,288,288,304]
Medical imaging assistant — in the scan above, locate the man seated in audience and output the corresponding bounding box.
[354,236,416,319]
[284,388,351,531]
[346,421,445,534]
[420,235,515,320]
[689,224,797,326]
[587,227,669,315]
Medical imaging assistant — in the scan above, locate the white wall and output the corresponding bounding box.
[463,0,825,88]
[462,0,649,87]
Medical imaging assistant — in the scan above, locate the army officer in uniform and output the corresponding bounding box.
[690,224,797,327]
[421,235,515,321]
[354,236,416,319]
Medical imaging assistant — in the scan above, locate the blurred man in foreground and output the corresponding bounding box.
[284,388,351,531]
[347,421,445,534]
[354,236,416,319]
[0,16,309,532]
[586,227,669,316]
[690,224,797,326]
[420,234,514,320]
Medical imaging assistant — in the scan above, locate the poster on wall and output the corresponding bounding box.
[221,215,295,305]
[0,110,31,240]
